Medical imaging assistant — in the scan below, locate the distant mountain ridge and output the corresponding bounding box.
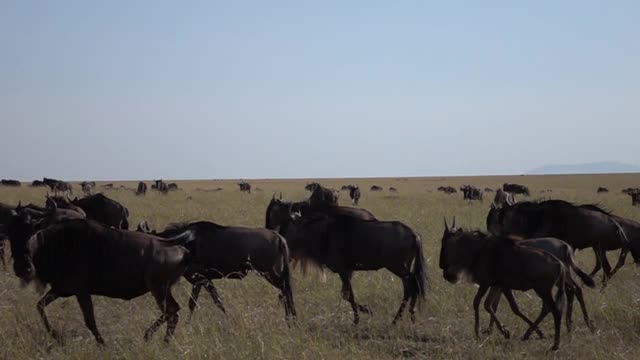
[527,161,640,175]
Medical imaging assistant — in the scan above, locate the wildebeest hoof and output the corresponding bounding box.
[501,329,511,339]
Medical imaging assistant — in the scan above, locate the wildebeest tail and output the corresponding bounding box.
[164,229,196,247]
[278,234,296,320]
[412,233,428,301]
[554,268,567,313]
[566,249,595,288]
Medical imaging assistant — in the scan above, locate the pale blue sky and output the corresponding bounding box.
[1,1,639,180]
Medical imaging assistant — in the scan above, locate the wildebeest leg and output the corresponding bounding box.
[565,286,574,332]
[503,290,544,339]
[483,287,501,335]
[263,270,296,321]
[524,289,562,351]
[76,293,105,344]
[339,271,362,324]
[392,277,411,324]
[571,284,596,332]
[609,248,629,278]
[483,288,510,339]
[188,283,202,313]
[0,240,5,270]
[37,290,62,342]
[188,274,226,314]
[145,290,181,342]
[473,285,489,340]
[597,246,613,290]
[588,247,602,277]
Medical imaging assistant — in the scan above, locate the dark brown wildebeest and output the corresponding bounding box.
[486,200,639,289]
[6,215,193,344]
[167,183,179,191]
[622,187,639,195]
[43,178,72,195]
[370,185,383,192]
[348,185,361,206]
[439,226,568,351]
[50,193,129,230]
[308,183,339,208]
[586,213,640,278]
[628,190,640,206]
[267,205,426,325]
[238,181,251,193]
[81,181,96,195]
[341,185,350,191]
[136,181,148,196]
[1,179,21,186]
[460,185,483,201]
[437,186,457,194]
[596,187,609,193]
[389,187,398,193]
[31,180,46,187]
[503,183,530,196]
[138,221,296,320]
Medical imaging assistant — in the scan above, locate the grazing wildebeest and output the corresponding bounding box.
[138,221,296,320]
[167,183,179,191]
[1,179,21,186]
[503,183,530,196]
[31,180,46,187]
[439,226,568,351]
[136,181,148,196]
[238,181,251,193]
[486,200,639,288]
[81,181,96,195]
[50,193,129,230]
[6,215,193,344]
[370,185,383,192]
[460,185,483,201]
[267,206,426,325]
[437,186,457,194]
[152,180,169,193]
[597,187,609,193]
[389,187,398,193]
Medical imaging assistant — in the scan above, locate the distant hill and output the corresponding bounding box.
[527,161,640,175]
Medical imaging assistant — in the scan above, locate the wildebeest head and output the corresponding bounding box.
[265,193,294,230]
[7,210,37,283]
[439,218,483,284]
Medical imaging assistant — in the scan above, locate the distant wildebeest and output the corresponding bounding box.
[152,179,169,193]
[31,180,46,187]
[81,181,96,195]
[43,177,73,195]
[344,185,361,206]
[102,183,114,189]
[238,181,251,193]
[389,187,398,193]
[167,183,179,191]
[437,186,457,194]
[628,190,640,207]
[439,226,570,351]
[267,205,426,325]
[370,185,383,192]
[622,187,639,195]
[597,187,609,193]
[138,221,296,320]
[49,193,130,230]
[136,181,148,196]
[503,183,530,196]
[6,215,193,344]
[484,188,494,193]
[1,179,21,186]
[341,185,350,191]
[308,183,339,208]
[460,185,483,201]
[487,199,639,288]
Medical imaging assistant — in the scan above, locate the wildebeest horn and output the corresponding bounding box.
[444,217,449,231]
[452,216,456,229]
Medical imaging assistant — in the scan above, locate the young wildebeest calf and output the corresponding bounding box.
[7,215,193,344]
[140,221,296,321]
[439,225,568,351]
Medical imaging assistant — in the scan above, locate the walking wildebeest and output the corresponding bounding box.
[31,180,46,187]
[43,178,72,195]
[238,181,251,193]
[167,183,179,191]
[585,213,640,278]
[49,193,129,230]
[460,185,483,201]
[266,204,426,325]
[136,181,148,196]
[1,179,21,186]
[486,200,639,288]
[6,215,193,344]
[437,186,457,194]
[439,226,568,351]
[370,185,383,192]
[597,187,609,193]
[138,221,296,320]
[503,183,530,196]
[345,185,361,206]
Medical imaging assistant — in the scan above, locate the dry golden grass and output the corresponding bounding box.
[1,174,640,359]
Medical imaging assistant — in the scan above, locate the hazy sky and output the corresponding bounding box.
[2,1,639,180]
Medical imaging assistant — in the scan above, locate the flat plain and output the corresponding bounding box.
[1,173,640,360]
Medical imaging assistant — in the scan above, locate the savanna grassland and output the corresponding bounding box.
[1,174,640,360]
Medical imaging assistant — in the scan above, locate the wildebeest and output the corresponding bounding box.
[152,180,169,193]
[460,185,483,201]
[346,185,361,206]
[596,187,609,193]
[308,183,339,208]
[370,185,383,192]
[267,205,426,325]
[81,181,96,195]
[503,183,530,196]
[622,187,639,195]
[437,186,457,194]
[628,190,640,206]
[492,189,515,208]
[389,187,398,193]
[138,221,296,320]
[1,179,21,186]
[486,200,639,288]
[167,183,179,191]
[31,180,46,187]
[484,187,494,193]
[6,215,193,344]
[49,193,130,230]
[136,181,148,196]
[43,177,73,195]
[439,225,569,351]
[0,202,15,269]
[238,181,251,193]
[588,214,640,277]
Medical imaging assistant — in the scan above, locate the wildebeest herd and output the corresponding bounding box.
[1,179,640,352]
